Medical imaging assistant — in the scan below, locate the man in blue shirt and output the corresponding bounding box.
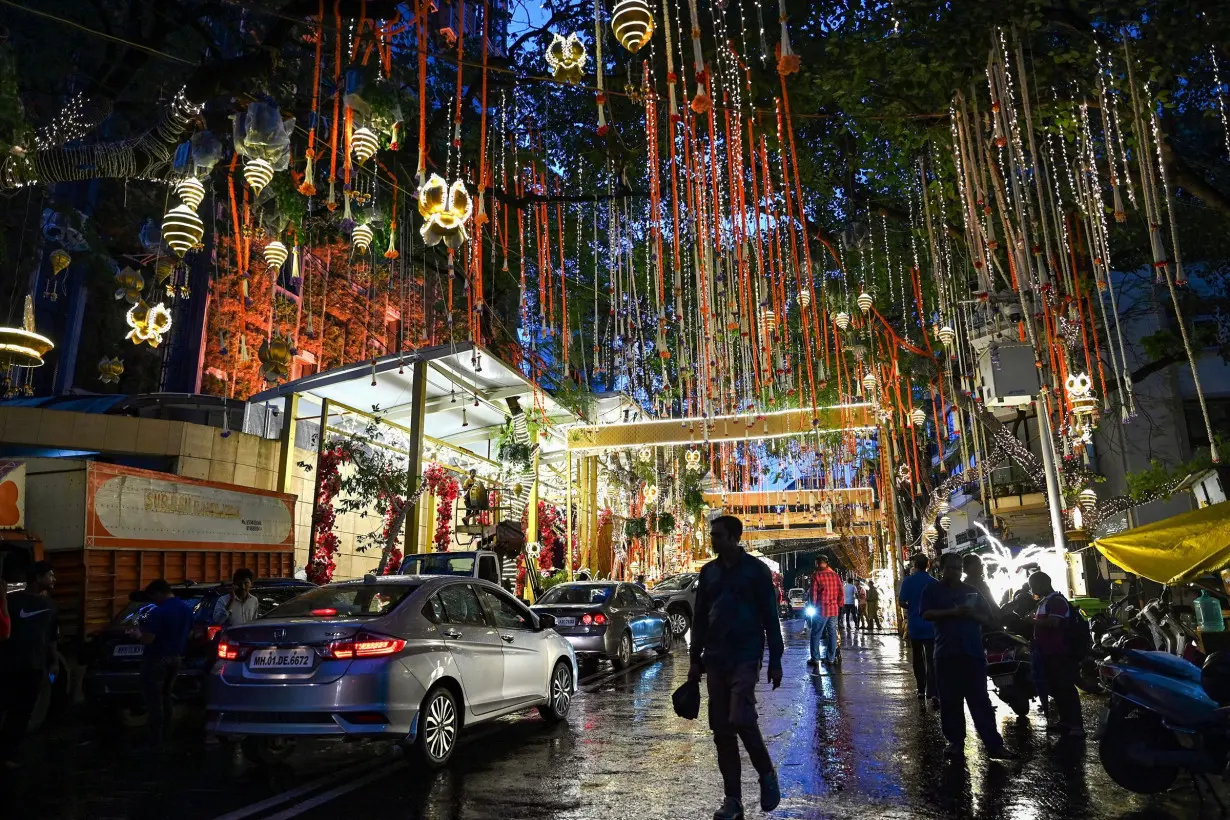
[137,579,194,745]
[921,552,1012,760]
[897,554,938,705]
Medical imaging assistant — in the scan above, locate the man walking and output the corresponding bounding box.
[0,560,57,769]
[1029,572,1085,738]
[897,554,938,705]
[808,555,842,668]
[921,552,1012,760]
[213,568,259,627]
[136,579,194,746]
[864,581,882,631]
[689,515,783,820]
[842,577,858,632]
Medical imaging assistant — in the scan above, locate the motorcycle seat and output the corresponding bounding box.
[1123,649,1202,683]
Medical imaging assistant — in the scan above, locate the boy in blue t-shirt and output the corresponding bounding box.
[137,579,194,745]
[897,554,938,702]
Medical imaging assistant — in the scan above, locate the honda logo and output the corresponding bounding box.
[272,628,287,641]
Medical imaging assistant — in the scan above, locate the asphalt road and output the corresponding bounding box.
[2,622,1211,820]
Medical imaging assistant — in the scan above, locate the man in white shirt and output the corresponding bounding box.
[212,568,258,627]
[842,579,859,632]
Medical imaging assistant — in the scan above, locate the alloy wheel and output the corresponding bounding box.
[669,611,689,635]
[551,665,573,715]
[424,692,457,762]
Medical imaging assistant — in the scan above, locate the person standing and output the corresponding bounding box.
[864,581,882,631]
[962,554,999,627]
[897,554,938,705]
[921,552,1012,760]
[807,554,843,668]
[212,568,259,627]
[689,515,783,820]
[0,560,58,769]
[856,581,868,629]
[136,579,194,746]
[842,577,858,632]
[1028,572,1084,738]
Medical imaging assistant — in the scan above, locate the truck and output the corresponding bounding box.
[398,549,505,587]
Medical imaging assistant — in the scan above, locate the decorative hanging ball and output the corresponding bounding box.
[937,325,957,346]
[611,0,655,53]
[760,305,776,333]
[263,240,288,270]
[258,333,294,382]
[418,174,474,248]
[161,204,204,258]
[97,356,124,384]
[797,288,811,308]
[351,127,379,164]
[939,514,953,531]
[937,499,950,516]
[175,177,205,210]
[545,32,587,83]
[857,291,873,314]
[352,224,374,253]
[1078,486,1099,512]
[862,371,878,394]
[910,407,927,427]
[835,311,851,331]
[243,158,275,196]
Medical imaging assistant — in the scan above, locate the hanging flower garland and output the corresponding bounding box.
[307,446,347,584]
[537,500,565,571]
[424,463,460,551]
[378,490,405,574]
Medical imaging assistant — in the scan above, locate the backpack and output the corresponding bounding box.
[1062,597,1092,656]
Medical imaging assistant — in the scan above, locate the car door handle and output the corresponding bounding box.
[443,629,462,639]
[501,635,515,643]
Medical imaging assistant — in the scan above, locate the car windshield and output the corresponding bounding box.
[654,575,695,593]
[266,583,420,618]
[400,554,475,576]
[788,588,805,598]
[537,584,614,605]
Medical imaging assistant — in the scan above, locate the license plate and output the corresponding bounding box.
[247,647,315,670]
[112,644,144,658]
[555,617,576,627]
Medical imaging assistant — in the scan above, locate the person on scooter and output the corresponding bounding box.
[1028,572,1085,739]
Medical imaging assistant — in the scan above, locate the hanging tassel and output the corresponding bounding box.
[240,277,251,307]
[775,0,800,76]
[291,244,301,288]
[390,122,402,152]
[304,311,315,339]
[342,190,353,226]
[326,178,337,211]
[384,221,400,259]
[1149,223,1168,283]
[239,335,250,363]
[370,357,377,386]
[1112,183,1126,223]
[299,152,317,196]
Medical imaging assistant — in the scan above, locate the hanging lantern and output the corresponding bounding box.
[644,484,659,504]
[835,312,850,331]
[939,514,953,531]
[0,296,55,369]
[263,240,288,270]
[923,524,938,542]
[611,0,654,53]
[351,126,379,164]
[1078,486,1098,512]
[797,288,811,308]
[113,267,145,304]
[937,325,957,346]
[418,174,473,248]
[176,177,205,210]
[1065,372,1099,445]
[97,356,124,384]
[862,371,878,394]
[258,333,294,382]
[937,499,950,516]
[545,32,587,83]
[684,448,702,472]
[50,249,71,276]
[162,204,204,257]
[760,304,776,333]
[910,407,926,427]
[857,291,873,314]
[125,300,173,348]
[243,158,275,196]
[352,224,374,253]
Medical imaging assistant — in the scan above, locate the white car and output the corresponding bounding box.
[788,588,807,616]
[206,576,577,766]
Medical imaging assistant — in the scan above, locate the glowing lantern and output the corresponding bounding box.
[910,407,926,427]
[113,267,145,304]
[685,448,702,472]
[638,446,653,464]
[263,240,288,270]
[644,484,659,504]
[50,249,71,276]
[417,174,473,248]
[0,296,55,369]
[835,312,850,331]
[258,333,294,382]
[97,357,124,384]
[176,177,205,210]
[1078,486,1098,512]
[611,0,654,53]
[760,305,776,333]
[1065,372,1098,445]
[938,325,957,346]
[125,300,173,347]
[351,127,379,164]
[352,224,374,253]
[243,158,274,196]
[797,289,811,308]
[162,204,204,257]
[923,524,938,543]
[937,499,950,515]
[857,291,873,314]
[940,514,953,531]
[545,32,587,83]
[862,371,878,394]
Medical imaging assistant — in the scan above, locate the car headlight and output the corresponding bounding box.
[804,605,817,618]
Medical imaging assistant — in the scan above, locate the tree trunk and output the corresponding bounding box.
[376,500,413,575]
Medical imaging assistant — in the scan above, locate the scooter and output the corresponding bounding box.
[1098,647,1230,796]
[984,629,1035,717]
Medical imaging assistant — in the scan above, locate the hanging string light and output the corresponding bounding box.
[0,296,55,369]
[417,174,473,248]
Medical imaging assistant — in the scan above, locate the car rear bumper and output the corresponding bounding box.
[561,631,616,657]
[84,667,206,705]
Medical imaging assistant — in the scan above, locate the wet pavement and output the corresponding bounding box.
[4,622,1211,820]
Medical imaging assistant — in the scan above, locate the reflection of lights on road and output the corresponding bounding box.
[972,522,1071,603]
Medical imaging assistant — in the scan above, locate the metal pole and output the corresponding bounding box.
[306,398,331,572]
[404,359,429,553]
[1035,396,1068,550]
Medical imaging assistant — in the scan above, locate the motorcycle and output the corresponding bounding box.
[984,628,1036,718]
[1098,647,1229,795]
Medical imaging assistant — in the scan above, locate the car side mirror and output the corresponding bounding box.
[537,613,556,631]
[653,599,665,611]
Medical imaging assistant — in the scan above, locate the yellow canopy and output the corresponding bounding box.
[1094,501,1230,585]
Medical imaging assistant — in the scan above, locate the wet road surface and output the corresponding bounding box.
[4,622,1210,819]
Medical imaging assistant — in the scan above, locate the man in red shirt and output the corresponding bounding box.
[1029,572,1084,738]
[808,554,843,668]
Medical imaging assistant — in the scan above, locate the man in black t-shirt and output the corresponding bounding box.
[0,560,58,769]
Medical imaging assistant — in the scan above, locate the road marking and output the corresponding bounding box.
[259,761,405,820]
[212,757,390,820]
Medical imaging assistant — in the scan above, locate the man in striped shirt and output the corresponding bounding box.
[808,554,843,668]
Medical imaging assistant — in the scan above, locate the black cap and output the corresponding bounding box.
[816,553,830,565]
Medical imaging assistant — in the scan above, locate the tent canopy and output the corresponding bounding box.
[1094,501,1230,585]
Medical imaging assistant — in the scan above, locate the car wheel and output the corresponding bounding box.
[414,685,460,768]
[611,632,634,670]
[241,736,297,765]
[667,607,691,636]
[656,624,673,655]
[537,661,574,723]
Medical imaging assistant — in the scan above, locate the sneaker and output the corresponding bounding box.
[807,659,818,667]
[986,746,1017,761]
[760,770,781,812]
[944,742,964,759]
[713,796,744,820]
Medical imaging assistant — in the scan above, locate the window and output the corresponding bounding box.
[478,555,500,584]
[423,595,446,624]
[438,584,489,627]
[537,584,614,606]
[478,588,532,630]
[615,586,639,608]
[267,583,419,618]
[654,574,695,593]
[401,554,476,577]
[634,589,656,610]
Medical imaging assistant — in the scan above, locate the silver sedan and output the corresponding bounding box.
[531,582,672,670]
[206,575,577,766]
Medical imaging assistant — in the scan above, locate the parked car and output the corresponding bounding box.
[531,581,671,671]
[399,550,505,587]
[787,588,807,618]
[206,576,576,766]
[651,573,698,636]
[83,578,315,722]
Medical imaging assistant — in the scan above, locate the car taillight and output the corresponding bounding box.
[218,641,240,660]
[205,625,223,641]
[581,614,593,626]
[325,631,406,659]
[593,613,607,625]
[311,608,338,617]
